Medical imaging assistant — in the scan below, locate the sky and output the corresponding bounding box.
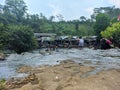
[0,0,120,20]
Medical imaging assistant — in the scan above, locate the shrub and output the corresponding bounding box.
[8,25,38,54]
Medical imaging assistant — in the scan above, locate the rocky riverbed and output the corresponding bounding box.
[0,48,120,90]
[5,60,120,90]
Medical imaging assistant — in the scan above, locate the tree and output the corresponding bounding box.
[4,0,27,23]
[56,14,64,21]
[0,4,3,13]
[72,20,80,35]
[77,25,88,36]
[7,25,37,53]
[0,14,9,24]
[94,13,110,38]
[80,16,86,22]
[49,16,55,22]
[0,23,9,49]
[28,14,42,32]
[91,6,120,22]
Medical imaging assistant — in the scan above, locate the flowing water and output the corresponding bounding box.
[0,48,120,79]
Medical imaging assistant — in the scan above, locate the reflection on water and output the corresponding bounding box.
[0,48,120,79]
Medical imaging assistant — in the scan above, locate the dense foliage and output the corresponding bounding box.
[0,24,37,53]
[7,25,37,54]
[0,23,9,49]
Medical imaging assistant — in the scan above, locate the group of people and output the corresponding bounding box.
[44,36,113,50]
[78,36,113,50]
[100,37,113,50]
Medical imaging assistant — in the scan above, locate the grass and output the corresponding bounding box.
[0,79,6,90]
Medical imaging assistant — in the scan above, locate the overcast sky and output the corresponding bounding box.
[0,0,120,20]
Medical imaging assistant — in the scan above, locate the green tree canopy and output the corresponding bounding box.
[91,6,120,21]
[94,13,110,38]
[4,0,27,23]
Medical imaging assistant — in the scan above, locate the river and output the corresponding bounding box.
[0,48,120,79]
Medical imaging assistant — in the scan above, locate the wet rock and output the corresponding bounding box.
[96,61,101,65]
[23,73,39,84]
[60,60,74,64]
[17,65,33,73]
[6,73,39,89]
[84,61,92,64]
[0,53,5,61]
[39,51,46,55]
[78,63,84,66]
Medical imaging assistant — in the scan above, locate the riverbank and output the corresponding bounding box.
[5,60,120,90]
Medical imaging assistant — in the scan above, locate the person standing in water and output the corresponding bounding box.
[78,36,84,49]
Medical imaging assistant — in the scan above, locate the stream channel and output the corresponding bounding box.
[0,48,120,79]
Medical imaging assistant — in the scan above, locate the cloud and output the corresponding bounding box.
[0,0,5,5]
[108,0,120,7]
[85,7,94,15]
[48,3,62,16]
